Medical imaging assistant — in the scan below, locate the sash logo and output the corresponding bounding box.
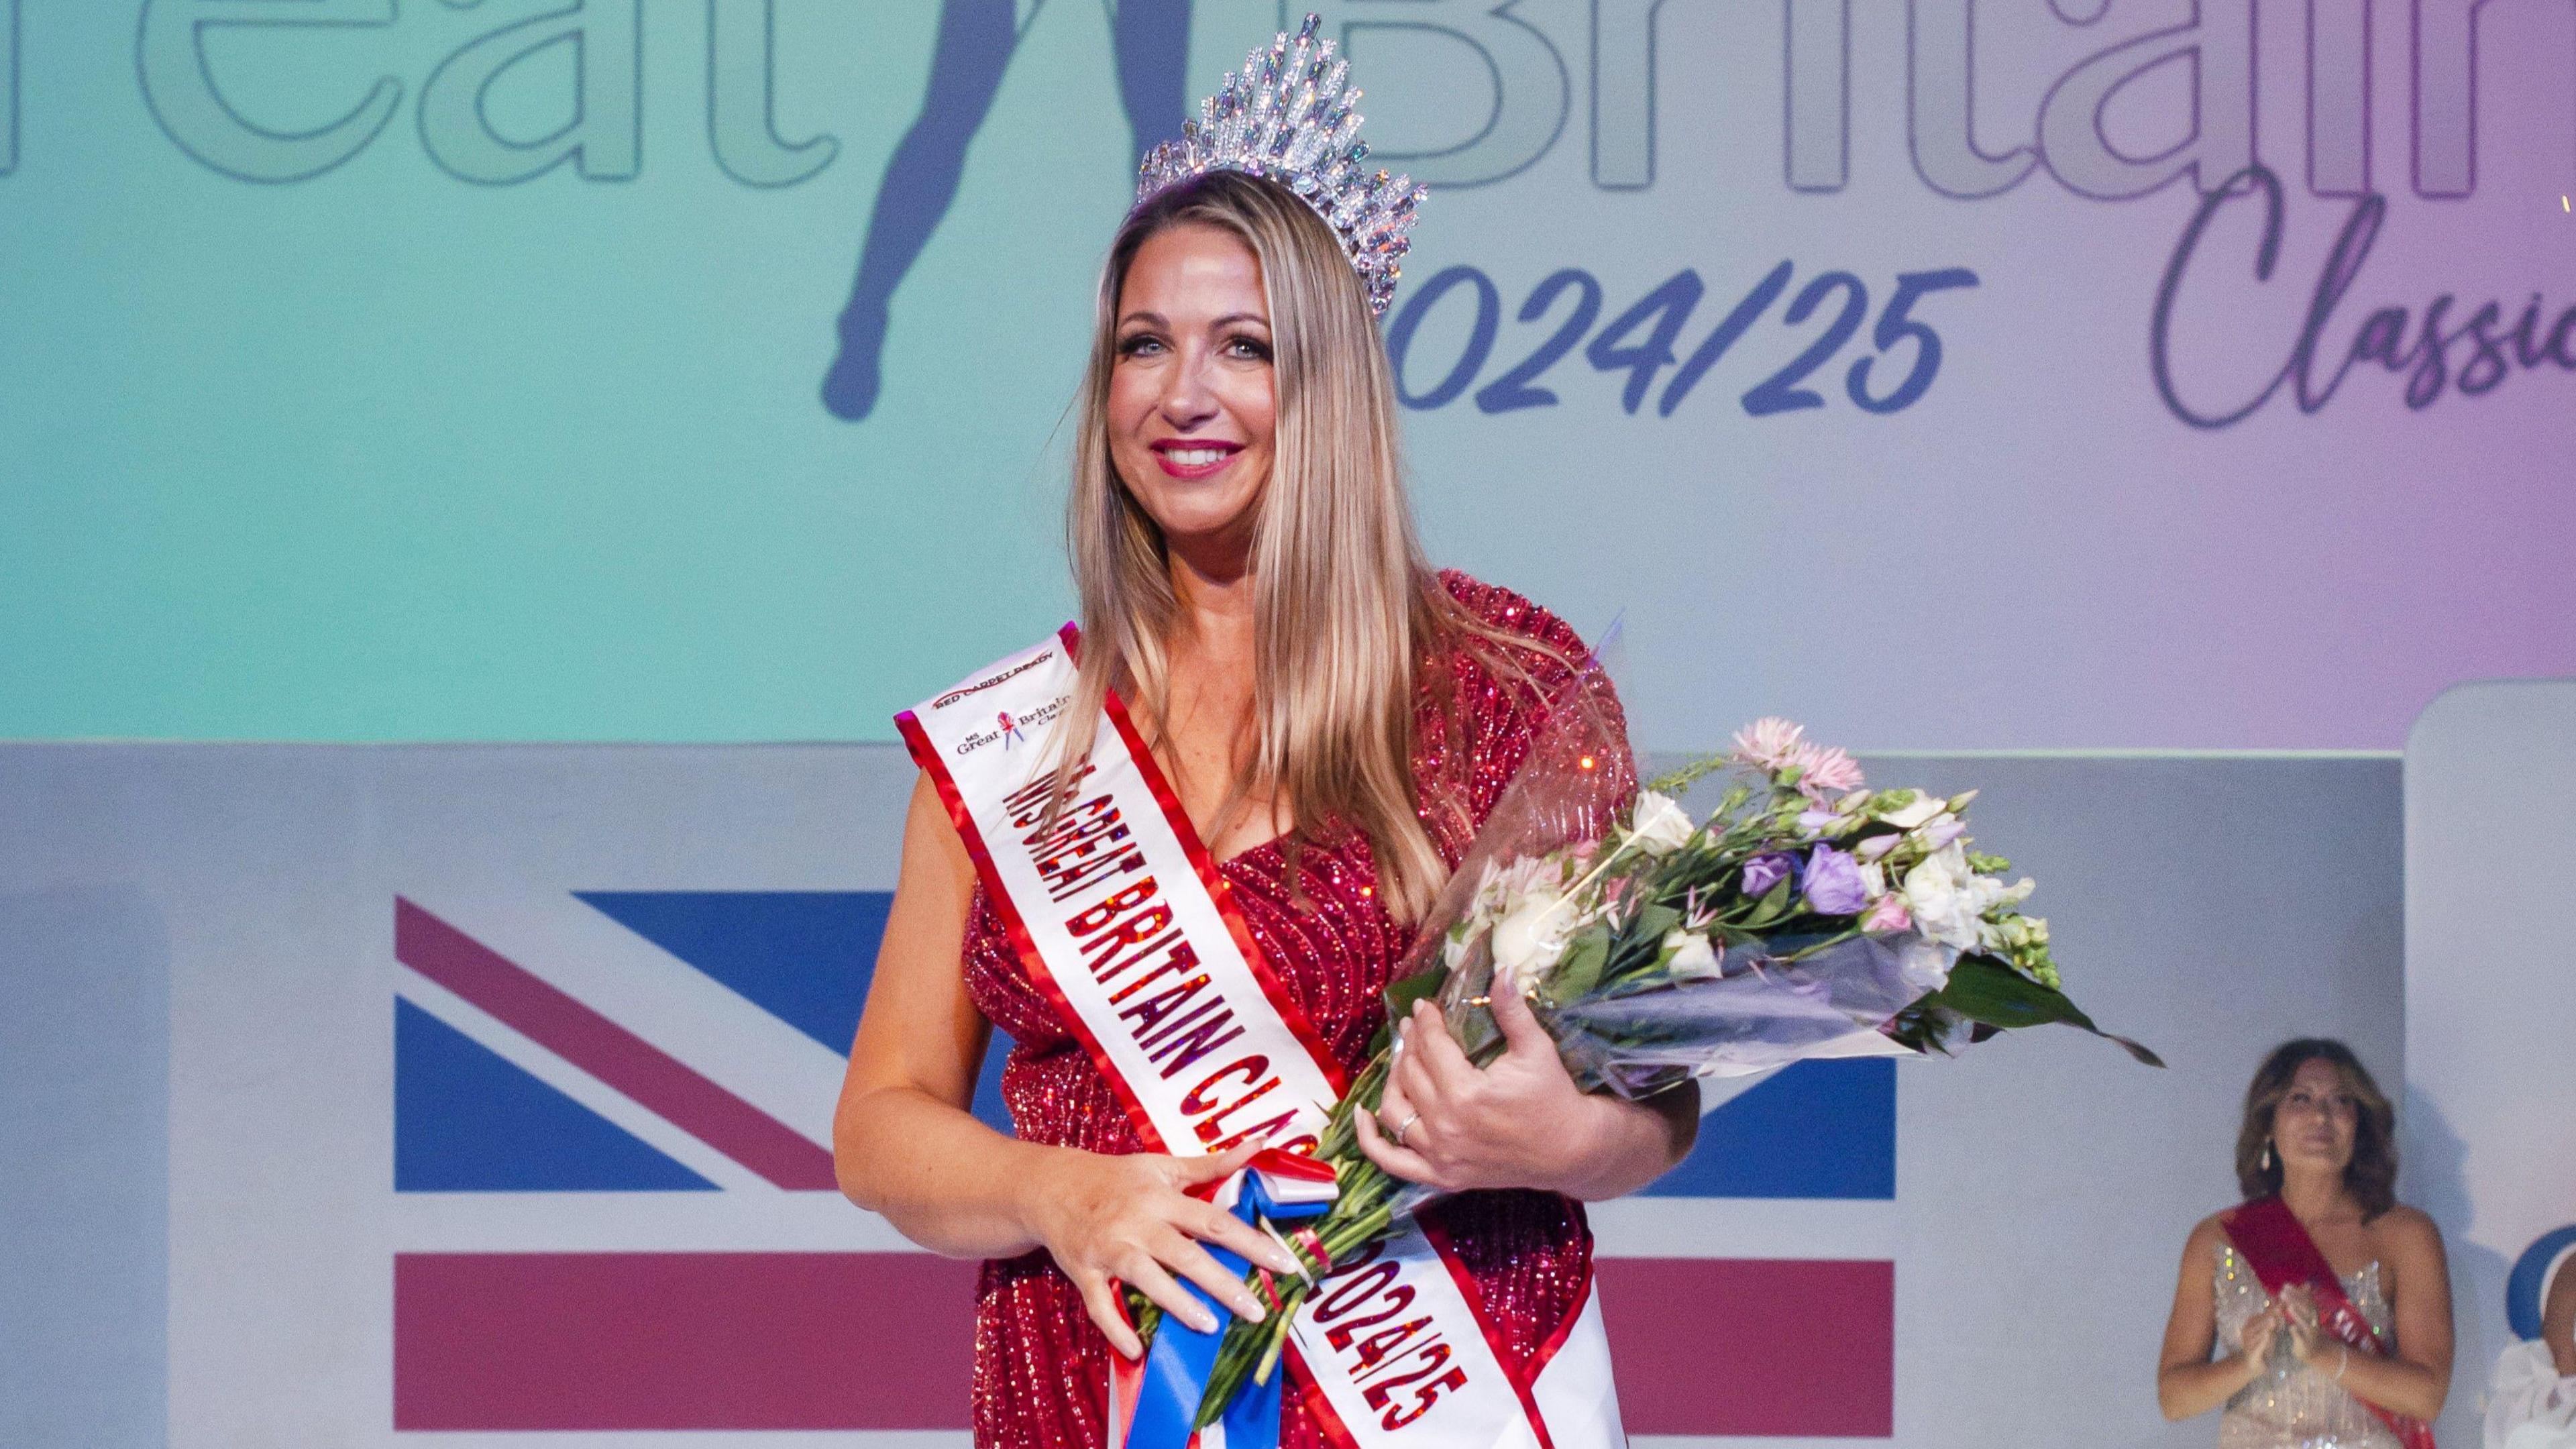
[955,695,1067,756]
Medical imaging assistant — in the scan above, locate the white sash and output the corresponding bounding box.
[900,631,1625,1449]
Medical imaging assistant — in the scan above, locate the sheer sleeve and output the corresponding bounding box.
[1417,570,1640,859]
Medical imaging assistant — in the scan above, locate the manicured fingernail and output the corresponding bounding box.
[1192,1309,1219,1332]
[1239,1300,1267,1323]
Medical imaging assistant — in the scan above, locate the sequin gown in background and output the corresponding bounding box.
[2212,1241,2404,1449]
[959,572,1628,1449]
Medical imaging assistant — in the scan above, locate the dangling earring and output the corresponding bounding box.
[2261,1140,2274,1172]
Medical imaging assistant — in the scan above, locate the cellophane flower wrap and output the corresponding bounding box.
[1169,663,2159,1427]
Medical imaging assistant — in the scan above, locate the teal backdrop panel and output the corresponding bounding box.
[2,3,2571,749]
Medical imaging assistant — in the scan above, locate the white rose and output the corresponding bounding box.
[1662,928,1721,981]
[1880,790,1945,830]
[1899,843,1986,951]
[1627,790,1695,855]
[1472,855,1555,922]
[1489,898,1570,989]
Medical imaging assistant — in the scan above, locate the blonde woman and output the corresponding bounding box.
[2158,1040,2454,1449]
[832,20,1693,1449]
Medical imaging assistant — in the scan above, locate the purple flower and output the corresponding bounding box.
[1803,845,1871,916]
[1741,853,1795,897]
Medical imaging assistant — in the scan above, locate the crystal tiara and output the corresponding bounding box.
[1132,13,1425,317]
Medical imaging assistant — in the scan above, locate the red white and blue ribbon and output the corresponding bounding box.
[902,631,1625,1449]
[1108,1150,1340,1449]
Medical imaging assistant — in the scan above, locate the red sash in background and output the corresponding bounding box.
[2222,1195,2436,1449]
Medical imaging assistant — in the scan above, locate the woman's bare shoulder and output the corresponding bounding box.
[2185,1210,2235,1255]
[2367,1204,2445,1258]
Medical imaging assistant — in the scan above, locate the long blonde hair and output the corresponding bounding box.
[1051,170,1458,919]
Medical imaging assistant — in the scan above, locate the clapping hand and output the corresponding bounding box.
[2277,1283,2327,1366]
[2241,1303,2286,1367]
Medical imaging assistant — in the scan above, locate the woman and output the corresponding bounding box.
[2158,1039,2454,1448]
[2551,1252,2576,1378]
[833,22,1695,1446]
[2483,1242,2576,1449]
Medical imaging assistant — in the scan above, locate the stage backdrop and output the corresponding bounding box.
[0,2,2569,750]
[2403,681,2576,1449]
[1,741,2402,1449]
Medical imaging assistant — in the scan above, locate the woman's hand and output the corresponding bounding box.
[2239,1303,2284,1370]
[1355,990,1690,1198]
[2277,1284,2329,1368]
[1018,1142,1304,1360]
[1355,990,1597,1193]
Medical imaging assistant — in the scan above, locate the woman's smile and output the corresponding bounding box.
[1149,437,1246,478]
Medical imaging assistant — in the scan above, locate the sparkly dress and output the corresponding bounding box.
[2213,1242,2404,1449]
[959,572,1621,1449]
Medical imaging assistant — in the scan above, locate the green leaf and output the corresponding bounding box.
[1646,752,1729,798]
[1739,876,1794,926]
[1630,903,1680,945]
[1369,963,1450,1055]
[1547,933,1611,1004]
[1383,963,1446,1021]
[1926,957,2165,1067]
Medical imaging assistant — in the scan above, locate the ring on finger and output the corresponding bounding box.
[1389,1108,1423,1148]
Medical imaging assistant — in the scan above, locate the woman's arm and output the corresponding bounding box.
[833,776,1044,1254]
[833,776,1300,1354]
[2298,1207,2451,1420]
[2545,1250,2576,1377]
[1352,990,1697,1199]
[2158,1218,2277,1419]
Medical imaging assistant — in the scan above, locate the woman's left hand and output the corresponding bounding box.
[1354,989,1605,1194]
[2278,1285,2328,1367]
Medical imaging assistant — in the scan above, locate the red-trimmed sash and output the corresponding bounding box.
[900,632,1625,1449]
[2223,1196,2436,1449]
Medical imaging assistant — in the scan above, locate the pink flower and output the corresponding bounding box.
[1792,743,1865,796]
[1730,716,1807,772]
[1863,894,1912,932]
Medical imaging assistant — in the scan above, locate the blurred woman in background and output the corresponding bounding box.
[2483,1240,2576,1449]
[2158,1038,2453,1448]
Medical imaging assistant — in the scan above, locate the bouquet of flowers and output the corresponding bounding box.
[1157,690,2158,1427]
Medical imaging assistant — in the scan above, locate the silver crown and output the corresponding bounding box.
[1134,13,1424,317]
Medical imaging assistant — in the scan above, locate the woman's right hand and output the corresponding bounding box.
[2239,1304,2284,1373]
[1019,1142,1307,1359]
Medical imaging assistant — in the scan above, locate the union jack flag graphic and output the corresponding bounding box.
[390,891,1896,1436]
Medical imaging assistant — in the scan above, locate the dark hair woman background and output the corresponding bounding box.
[2158,1039,2453,1448]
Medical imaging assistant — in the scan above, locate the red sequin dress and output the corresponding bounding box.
[958,572,1630,1449]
